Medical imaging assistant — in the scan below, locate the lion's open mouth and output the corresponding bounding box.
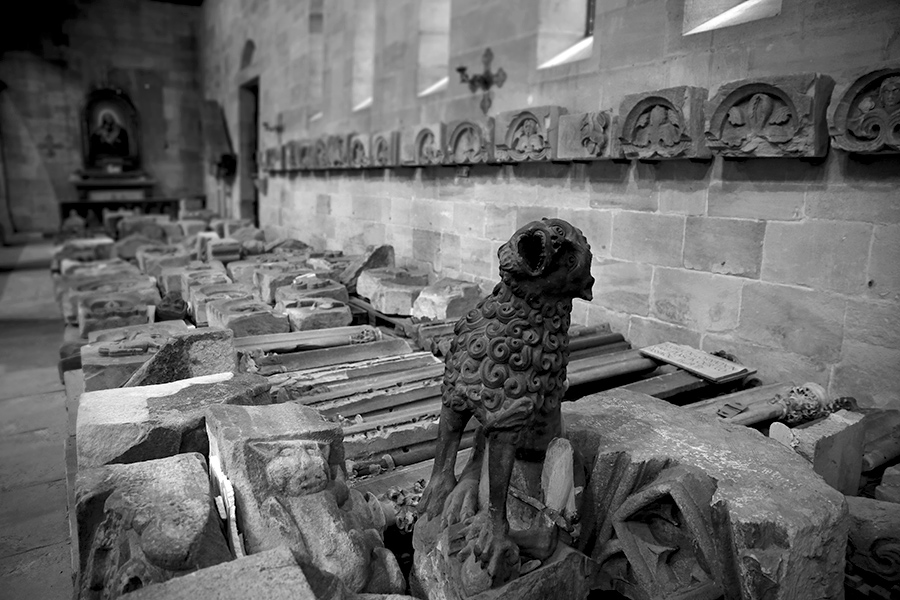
[517,230,547,275]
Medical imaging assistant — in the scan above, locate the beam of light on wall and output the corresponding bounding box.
[310,112,323,122]
[352,97,373,112]
[418,76,449,98]
[538,35,593,70]
[684,0,782,36]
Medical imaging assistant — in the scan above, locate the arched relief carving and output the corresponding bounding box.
[443,118,493,165]
[493,106,564,162]
[401,124,445,166]
[370,131,399,167]
[706,74,834,158]
[313,138,328,169]
[619,86,709,160]
[326,134,348,168]
[283,141,301,170]
[829,62,900,155]
[557,110,623,160]
[298,140,315,170]
[348,134,370,168]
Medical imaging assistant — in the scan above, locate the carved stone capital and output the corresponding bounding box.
[706,74,834,158]
[557,110,622,160]
[348,133,370,168]
[444,118,494,165]
[493,105,565,163]
[401,123,446,166]
[829,60,900,155]
[371,130,400,167]
[618,86,710,160]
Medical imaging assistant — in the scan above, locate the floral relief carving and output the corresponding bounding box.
[557,110,621,160]
[830,62,900,154]
[348,134,369,168]
[313,138,328,169]
[415,128,443,165]
[444,119,493,164]
[326,134,348,168]
[494,106,563,162]
[580,112,611,156]
[619,87,709,160]
[371,131,398,167]
[707,75,834,158]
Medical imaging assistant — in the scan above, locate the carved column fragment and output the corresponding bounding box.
[706,73,835,158]
[829,60,900,155]
[618,86,710,160]
[557,110,623,160]
[492,105,566,162]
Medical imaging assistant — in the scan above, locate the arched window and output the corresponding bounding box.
[417,0,450,98]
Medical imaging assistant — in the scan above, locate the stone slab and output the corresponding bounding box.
[411,277,483,321]
[184,270,232,305]
[254,265,315,304]
[82,322,189,391]
[75,453,231,599]
[76,292,153,337]
[338,245,395,292]
[563,389,847,600]
[273,274,349,305]
[159,262,225,296]
[76,371,271,467]
[206,298,290,337]
[124,328,236,387]
[278,297,353,331]
[191,282,254,326]
[357,267,429,316]
[829,60,900,155]
[135,244,192,277]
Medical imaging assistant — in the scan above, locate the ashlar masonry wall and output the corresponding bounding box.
[200,0,900,408]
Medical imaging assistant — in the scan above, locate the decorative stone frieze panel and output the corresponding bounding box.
[371,130,399,167]
[265,146,284,172]
[401,123,445,166]
[326,134,348,169]
[493,105,565,162]
[557,110,622,160]
[313,137,328,169]
[348,133,370,168]
[298,140,315,170]
[443,118,494,165]
[619,86,710,160]
[283,140,301,170]
[706,74,834,158]
[829,61,900,154]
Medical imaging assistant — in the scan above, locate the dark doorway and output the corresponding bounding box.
[238,78,259,225]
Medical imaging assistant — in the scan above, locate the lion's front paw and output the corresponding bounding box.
[460,513,520,587]
[441,476,479,528]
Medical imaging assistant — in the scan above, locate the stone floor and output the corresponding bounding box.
[0,242,74,599]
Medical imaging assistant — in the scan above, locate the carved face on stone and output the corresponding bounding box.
[879,77,900,108]
[498,218,594,301]
[260,442,331,496]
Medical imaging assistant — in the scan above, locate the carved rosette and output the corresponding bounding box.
[370,131,399,167]
[829,61,900,154]
[493,106,564,163]
[706,74,834,158]
[326,134,348,168]
[443,118,494,165]
[348,134,370,168]
[557,110,622,160]
[619,86,710,160]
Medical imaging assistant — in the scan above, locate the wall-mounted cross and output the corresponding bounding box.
[37,133,65,158]
[457,48,507,114]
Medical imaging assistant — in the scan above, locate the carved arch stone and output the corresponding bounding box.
[443,118,494,165]
[370,131,399,167]
[493,105,564,162]
[348,134,370,168]
[313,138,328,169]
[401,124,445,166]
[706,74,834,158]
[619,86,709,160]
[829,61,900,155]
[557,110,622,160]
[326,134,348,169]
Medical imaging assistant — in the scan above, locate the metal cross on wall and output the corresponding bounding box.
[37,133,65,158]
[457,48,507,114]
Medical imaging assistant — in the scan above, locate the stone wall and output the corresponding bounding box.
[0,0,203,233]
[200,0,900,407]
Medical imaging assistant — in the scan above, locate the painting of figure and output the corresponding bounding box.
[81,88,140,171]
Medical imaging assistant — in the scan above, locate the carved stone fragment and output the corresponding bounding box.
[297,139,315,170]
[77,293,152,337]
[277,297,353,331]
[402,123,446,166]
[206,403,405,594]
[493,106,565,162]
[64,275,158,324]
[191,282,254,326]
[357,266,430,315]
[327,134,349,168]
[77,371,271,467]
[619,86,710,160]
[411,277,483,321]
[134,245,191,277]
[283,140,301,170]
[159,261,225,296]
[348,133,371,168]
[253,264,315,304]
[829,61,900,154]
[444,118,494,164]
[371,130,400,167]
[82,321,188,391]
[564,389,848,600]
[313,137,329,169]
[706,73,835,158]
[556,110,622,161]
[846,496,900,587]
[273,274,349,305]
[206,298,290,337]
[338,244,395,293]
[226,254,309,285]
[75,453,231,600]
[124,327,237,387]
[183,270,232,307]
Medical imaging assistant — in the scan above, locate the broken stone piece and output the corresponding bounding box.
[357,267,429,316]
[191,282,254,325]
[75,453,232,600]
[183,270,232,306]
[411,278,483,321]
[117,215,169,241]
[563,389,847,600]
[114,233,164,261]
[769,409,866,495]
[556,110,622,161]
[338,245,395,292]
[274,274,349,305]
[444,119,494,164]
[77,293,152,337]
[253,264,315,304]
[135,244,192,277]
[206,403,404,594]
[493,105,565,162]
[876,465,900,504]
[845,496,900,584]
[204,237,242,263]
[194,230,221,258]
[277,297,353,331]
[227,255,308,285]
[618,86,710,160]
[829,60,900,155]
[82,321,188,391]
[124,327,237,387]
[401,123,446,166]
[156,291,188,321]
[77,371,272,467]
[64,275,159,324]
[159,261,225,296]
[120,547,315,600]
[51,237,115,271]
[207,297,290,337]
